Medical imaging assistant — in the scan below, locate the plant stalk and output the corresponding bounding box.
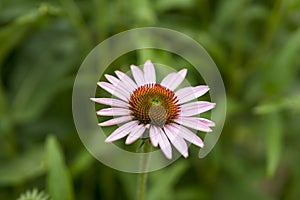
[136,139,151,200]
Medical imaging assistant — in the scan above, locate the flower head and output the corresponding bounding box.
[17,188,49,200]
[91,60,215,159]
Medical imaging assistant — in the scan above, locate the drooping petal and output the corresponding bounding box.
[131,65,146,86]
[149,125,159,147]
[98,116,133,126]
[170,123,204,148]
[157,128,172,159]
[164,125,188,158]
[174,116,212,132]
[105,74,131,95]
[115,71,138,93]
[97,108,131,116]
[125,124,146,144]
[105,121,138,142]
[161,69,187,90]
[175,85,209,103]
[105,74,120,86]
[160,72,175,87]
[90,98,128,108]
[198,118,215,127]
[97,82,128,101]
[143,60,156,84]
[180,101,216,116]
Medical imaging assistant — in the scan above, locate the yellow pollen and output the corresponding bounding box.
[129,84,180,127]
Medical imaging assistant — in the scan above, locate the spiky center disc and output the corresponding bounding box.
[129,84,180,127]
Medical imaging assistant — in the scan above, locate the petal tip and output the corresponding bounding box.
[125,140,131,145]
[180,68,187,74]
[98,122,112,126]
[97,82,104,87]
[163,152,172,159]
[182,151,189,158]
[104,138,112,143]
[130,64,138,70]
[206,127,213,132]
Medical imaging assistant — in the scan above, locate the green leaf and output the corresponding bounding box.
[46,135,74,200]
[154,0,194,12]
[147,160,188,200]
[265,113,282,177]
[0,145,46,185]
[266,28,300,92]
[254,91,300,114]
[129,0,156,25]
[0,3,61,66]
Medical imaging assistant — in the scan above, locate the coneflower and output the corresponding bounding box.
[91,60,215,159]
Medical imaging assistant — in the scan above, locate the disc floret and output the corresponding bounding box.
[129,84,180,127]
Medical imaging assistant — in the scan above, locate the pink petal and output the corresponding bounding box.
[97,82,128,101]
[105,121,138,142]
[105,74,120,86]
[160,72,175,87]
[157,129,172,159]
[125,124,146,144]
[198,118,215,127]
[149,125,159,147]
[164,125,188,158]
[90,98,128,108]
[115,71,137,93]
[105,74,131,95]
[180,101,216,116]
[97,108,131,116]
[175,85,209,103]
[131,65,146,86]
[144,60,156,84]
[161,69,187,90]
[174,116,212,132]
[98,116,133,126]
[170,123,204,148]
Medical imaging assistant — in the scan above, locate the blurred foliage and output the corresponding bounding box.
[17,188,49,200]
[0,0,300,199]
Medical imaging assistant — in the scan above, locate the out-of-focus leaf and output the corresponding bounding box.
[254,101,282,114]
[58,0,93,50]
[197,31,227,65]
[0,3,61,66]
[266,28,300,92]
[154,0,194,12]
[174,187,210,200]
[118,173,137,200]
[147,160,188,200]
[12,77,74,123]
[16,188,49,200]
[0,85,13,135]
[69,148,94,178]
[264,113,282,176]
[213,0,246,29]
[9,15,79,124]
[129,0,156,25]
[254,91,300,114]
[0,145,46,185]
[241,4,268,21]
[46,135,74,200]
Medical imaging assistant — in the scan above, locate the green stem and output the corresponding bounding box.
[137,140,151,200]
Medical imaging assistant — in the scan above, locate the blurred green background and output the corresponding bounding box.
[1,0,300,199]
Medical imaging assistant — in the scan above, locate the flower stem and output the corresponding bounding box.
[137,139,151,200]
